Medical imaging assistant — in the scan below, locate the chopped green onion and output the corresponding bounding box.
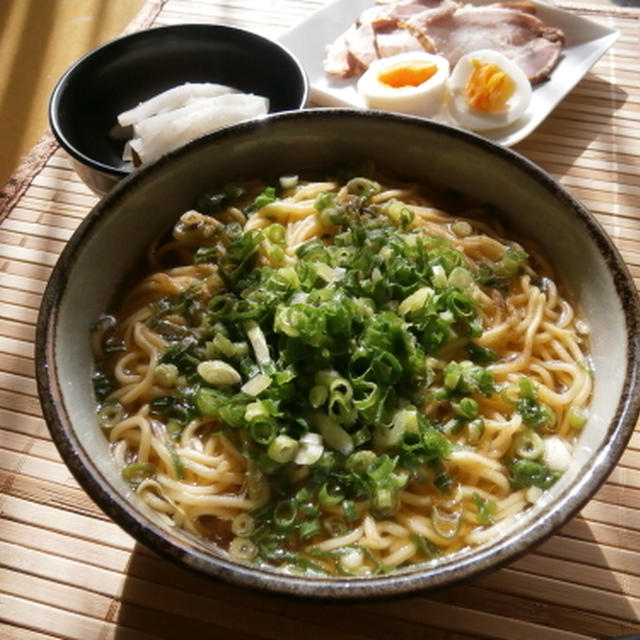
[465,342,497,365]
[327,391,355,425]
[231,513,255,537]
[345,177,380,199]
[249,420,276,446]
[431,501,462,539]
[244,321,271,365]
[97,402,123,430]
[448,266,473,290]
[513,428,544,460]
[500,383,520,404]
[241,373,273,396]
[253,186,277,210]
[466,418,484,444]
[508,458,560,489]
[569,407,589,430]
[167,444,185,480]
[323,515,349,538]
[265,223,286,243]
[410,534,442,558]
[279,175,298,189]
[383,199,414,227]
[398,286,434,316]
[315,369,340,387]
[294,432,324,465]
[318,481,345,506]
[309,385,328,408]
[313,191,335,212]
[518,377,538,400]
[206,333,236,359]
[431,264,447,288]
[244,401,271,423]
[472,492,497,525]
[351,425,372,448]
[373,407,417,450]
[451,220,472,237]
[273,500,298,528]
[346,450,377,476]
[367,454,396,484]
[267,434,299,463]
[342,499,359,522]
[312,413,354,456]
[153,363,179,388]
[94,173,577,576]
[371,486,398,517]
[228,536,258,561]
[267,245,285,263]
[442,417,464,435]
[197,360,242,386]
[495,247,528,278]
[122,462,156,485]
[314,262,336,283]
[453,397,479,420]
[299,518,322,540]
[517,397,555,430]
[444,371,461,390]
[339,547,364,572]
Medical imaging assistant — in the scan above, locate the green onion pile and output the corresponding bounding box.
[94,173,580,576]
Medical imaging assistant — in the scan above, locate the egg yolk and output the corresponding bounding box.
[378,62,438,89]
[465,60,516,113]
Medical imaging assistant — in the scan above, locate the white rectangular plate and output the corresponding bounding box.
[279,0,619,146]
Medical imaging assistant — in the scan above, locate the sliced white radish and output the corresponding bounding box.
[117,82,237,126]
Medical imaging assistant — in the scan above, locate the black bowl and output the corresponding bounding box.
[49,23,309,196]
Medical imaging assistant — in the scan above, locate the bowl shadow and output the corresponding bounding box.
[111,516,639,640]
[514,71,629,183]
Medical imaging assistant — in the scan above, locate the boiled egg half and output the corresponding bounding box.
[357,51,450,118]
[447,49,532,131]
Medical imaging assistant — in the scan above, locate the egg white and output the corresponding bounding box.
[447,49,532,132]
[357,52,450,118]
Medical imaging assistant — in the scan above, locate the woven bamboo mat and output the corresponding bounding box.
[1,1,639,638]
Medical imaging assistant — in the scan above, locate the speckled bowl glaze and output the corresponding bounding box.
[48,23,308,197]
[36,109,640,599]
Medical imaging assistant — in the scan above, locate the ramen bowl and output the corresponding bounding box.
[48,23,308,197]
[36,109,640,599]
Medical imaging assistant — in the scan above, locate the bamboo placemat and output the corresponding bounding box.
[1,1,639,638]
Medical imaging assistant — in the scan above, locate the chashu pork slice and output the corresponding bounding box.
[405,4,564,83]
[368,0,459,59]
[375,25,429,58]
[324,0,458,78]
[324,28,358,78]
[324,17,381,77]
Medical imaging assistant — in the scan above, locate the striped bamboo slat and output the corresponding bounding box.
[1,0,639,638]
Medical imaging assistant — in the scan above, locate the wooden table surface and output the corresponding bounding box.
[1,1,639,638]
[0,0,146,189]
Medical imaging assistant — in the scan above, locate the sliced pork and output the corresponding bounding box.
[324,29,358,77]
[375,25,427,58]
[345,20,379,69]
[406,4,564,83]
[323,0,565,84]
[324,0,456,78]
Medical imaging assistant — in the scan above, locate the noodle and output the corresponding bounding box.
[92,169,591,577]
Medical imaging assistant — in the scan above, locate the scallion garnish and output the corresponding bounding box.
[102,173,583,575]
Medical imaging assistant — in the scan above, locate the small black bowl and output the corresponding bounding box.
[49,23,309,196]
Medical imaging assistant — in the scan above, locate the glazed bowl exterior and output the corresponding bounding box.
[48,23,309,196]
[36,109,640,599]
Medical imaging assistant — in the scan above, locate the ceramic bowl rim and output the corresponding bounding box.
[36,108,640,598]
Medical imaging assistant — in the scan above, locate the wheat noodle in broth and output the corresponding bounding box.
[92,168,591,577]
